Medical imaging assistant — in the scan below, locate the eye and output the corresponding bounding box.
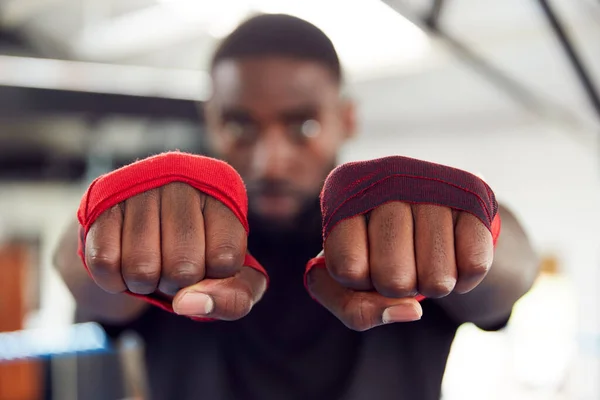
[222,121,259,145]
[289,119,321,142]
[301,119,321,138]
[222,121,242,137]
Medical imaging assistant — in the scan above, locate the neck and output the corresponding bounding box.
[249,199,322,240]
[247,198,323,258]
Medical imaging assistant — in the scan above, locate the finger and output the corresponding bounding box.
[159,183,206,296]
[85,205,126,294]
[121,189,162,295]
[368,202,417,298]
[324,216,371,290]
[453,212,494,294]
[172,265,267,321]
[203,196,246,279]
[413,204,457,298]
[306,267,422,332]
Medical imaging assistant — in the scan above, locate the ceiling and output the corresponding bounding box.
[0,0,599,179]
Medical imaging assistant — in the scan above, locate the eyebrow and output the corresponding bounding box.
[219,109,257,127]
[220,105,320,123]
[278,106,320,121]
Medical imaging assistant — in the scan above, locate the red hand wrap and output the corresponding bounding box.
[305,156,501,302]
[77,151,268,317]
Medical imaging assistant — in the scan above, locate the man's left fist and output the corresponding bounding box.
[304,156,501,332]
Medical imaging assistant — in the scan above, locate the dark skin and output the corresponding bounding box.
[205,58,353,227]
[54,56,539,330]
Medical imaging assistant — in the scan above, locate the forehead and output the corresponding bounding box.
[210,57,340,112]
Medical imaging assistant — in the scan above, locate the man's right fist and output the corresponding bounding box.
[77,152,268,321]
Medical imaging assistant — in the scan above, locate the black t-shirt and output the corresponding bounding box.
[93,203,505,400]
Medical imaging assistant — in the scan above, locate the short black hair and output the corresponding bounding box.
[211,13,342,83]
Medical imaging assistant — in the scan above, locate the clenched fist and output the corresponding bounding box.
[78,153,268,321]
[305,156,501,331]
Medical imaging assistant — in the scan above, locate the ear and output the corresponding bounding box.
[201,100,224,154]
[202,100,217,131]
[340,98,357,140]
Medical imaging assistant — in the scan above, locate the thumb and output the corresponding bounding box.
[172,265,266,321]
[306,264,423,332]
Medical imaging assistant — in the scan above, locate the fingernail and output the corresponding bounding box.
[174,293,214,316]
[382,303,422,324]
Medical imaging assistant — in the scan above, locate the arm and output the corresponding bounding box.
[436,204,540,330]
[53,218,149,324]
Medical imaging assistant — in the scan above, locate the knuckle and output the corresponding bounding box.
[460,253,493,277]
[375,274,418,298]
[164,250,204,269]
[328,255,368,285]
[330,268,365,285]
[123,266,161,284]
[122,257,161,291]
[207,244,243,274]
[209,245,242,267]
[343,295,375,332]
[165,261,204,287]
[86,247,120,273]
[342,293,375,332]
[227,286,253,318]
[419,277,456,298]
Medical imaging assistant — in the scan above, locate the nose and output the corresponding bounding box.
[251,124,295,180]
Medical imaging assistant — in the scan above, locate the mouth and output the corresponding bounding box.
[251,192,299,219]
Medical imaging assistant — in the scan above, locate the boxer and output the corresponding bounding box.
[55,14,538,400]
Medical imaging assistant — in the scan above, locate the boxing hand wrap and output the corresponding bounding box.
[305,156,502,302]
[77,151,268,320]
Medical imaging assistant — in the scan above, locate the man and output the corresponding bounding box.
[54,14,538,400]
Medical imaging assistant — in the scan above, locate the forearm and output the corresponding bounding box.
[53,218,149,324]
[436,204,540,329]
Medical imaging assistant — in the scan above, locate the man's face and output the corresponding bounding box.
[206,57,355,227]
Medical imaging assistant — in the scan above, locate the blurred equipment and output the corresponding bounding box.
[508,254,578,394]
[0,241,43,400]
[117,333,149,400]
[0,323,108,362]
[0,0,599,182]
[536,0,600,122]
[383,0,600,131]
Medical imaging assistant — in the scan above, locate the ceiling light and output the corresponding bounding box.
[158,0,431,76]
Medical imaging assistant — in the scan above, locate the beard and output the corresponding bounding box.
[246,187,321,235]
[240,161,337,237]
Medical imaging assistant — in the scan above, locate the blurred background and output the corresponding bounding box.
[0,0,599,399]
